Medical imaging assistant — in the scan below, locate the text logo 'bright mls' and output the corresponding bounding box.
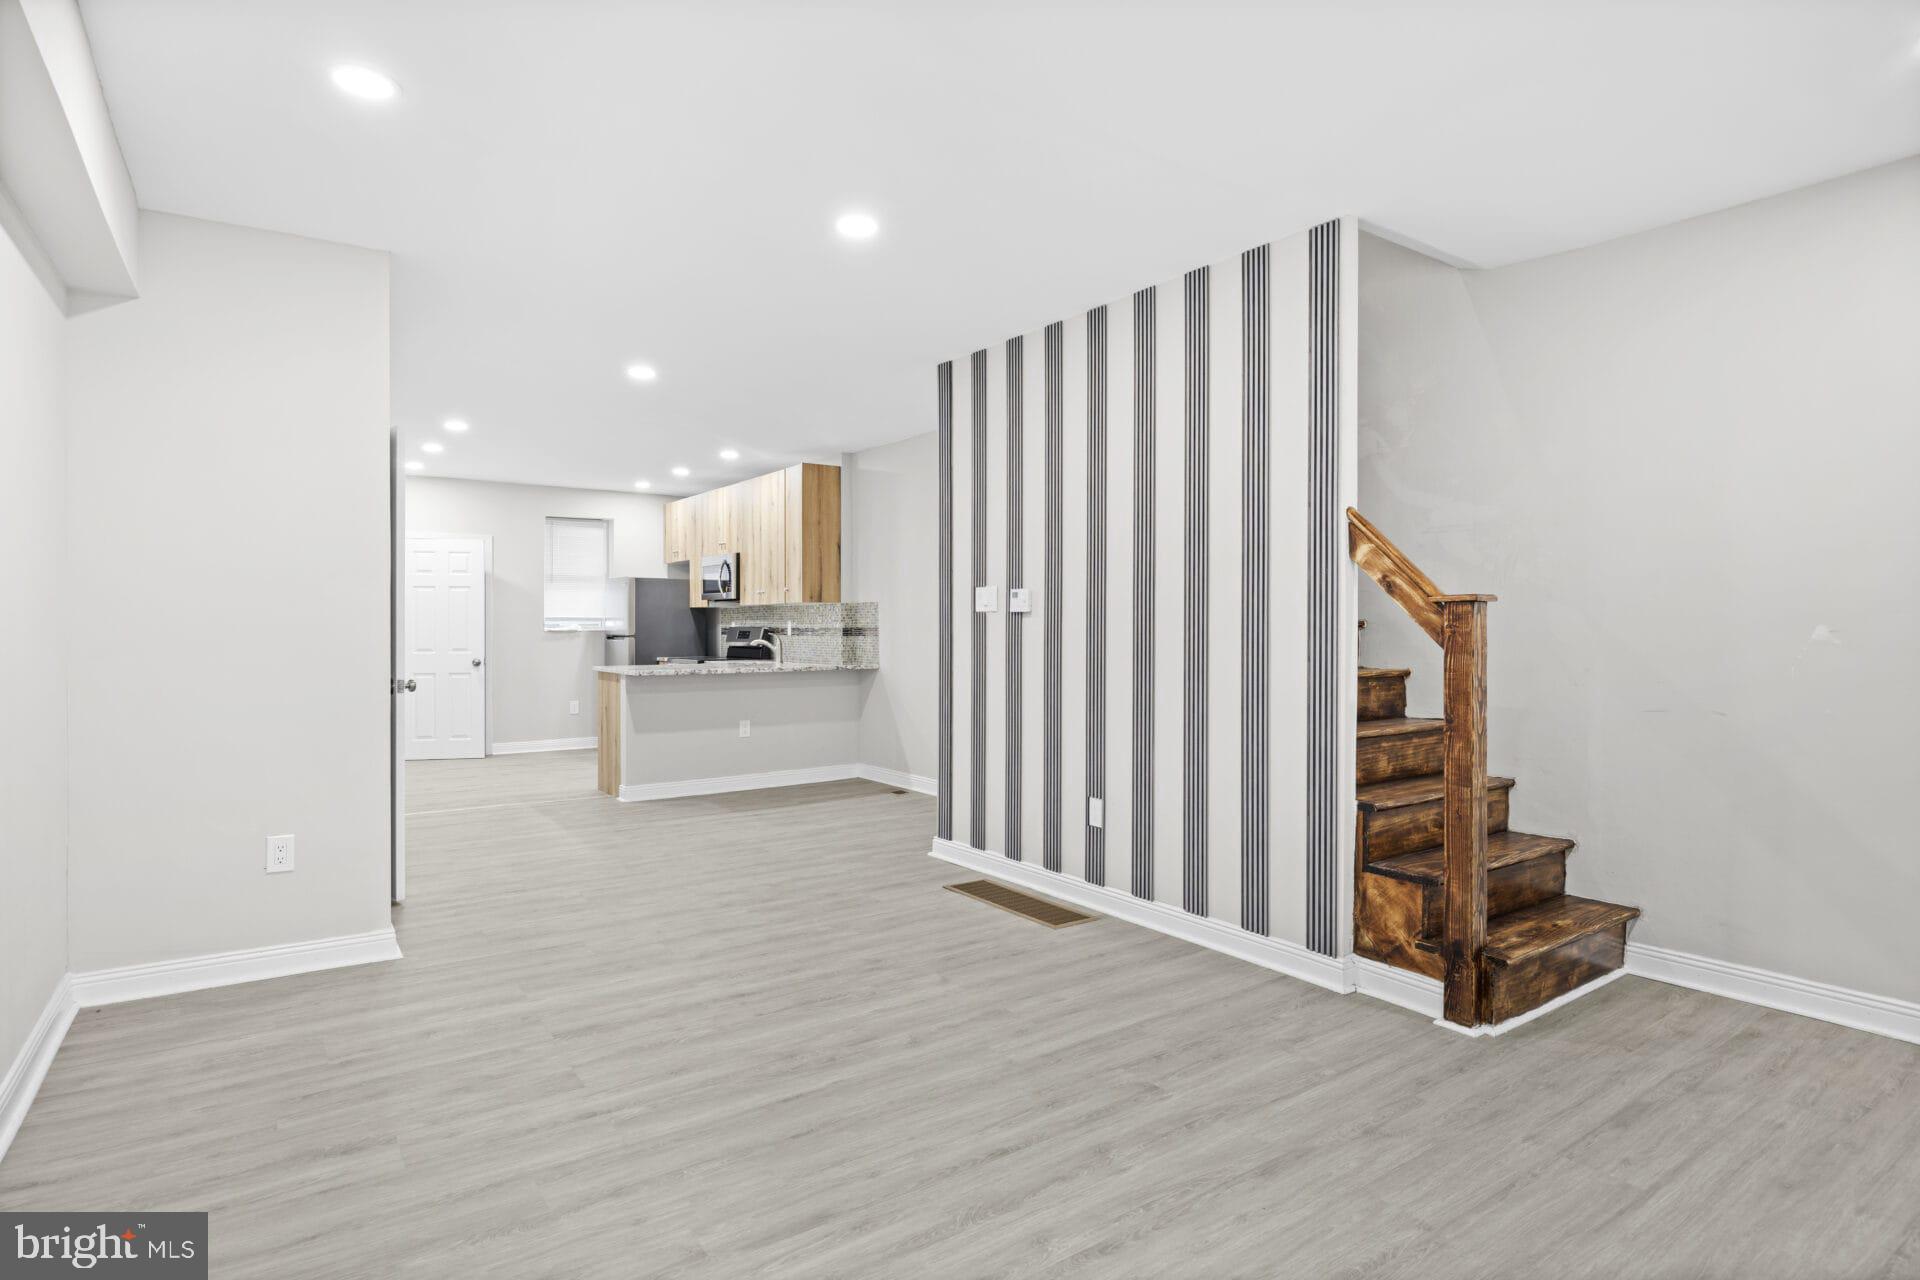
[3,1213,206,1276]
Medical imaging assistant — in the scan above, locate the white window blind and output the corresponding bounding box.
[544,516,614,630]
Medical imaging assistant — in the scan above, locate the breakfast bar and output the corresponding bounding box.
[594,661,875,799]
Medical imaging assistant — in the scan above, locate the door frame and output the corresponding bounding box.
[404,531,494,762]
[391,433,404,903]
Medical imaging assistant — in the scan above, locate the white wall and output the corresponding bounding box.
[64,211,392,972]
[0,214,69,1081]
[1358,156,1920,1003]
[844,432,937,783]
[404,475,670,748]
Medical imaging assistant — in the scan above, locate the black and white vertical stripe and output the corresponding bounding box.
[1130,286,1156,901]
[1305,220,1341,957]
[937,361,954,842]
[1042,323,1064,873]
[970,349,988,847]
[1083,306,1108,886]
[1238,246,1271,935]
[1181,267,1209,918]
[1004,336,1024,861]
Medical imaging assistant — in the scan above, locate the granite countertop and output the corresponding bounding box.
[594,662,877,678]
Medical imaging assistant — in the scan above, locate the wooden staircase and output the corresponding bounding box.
[1349,512,1639,1029]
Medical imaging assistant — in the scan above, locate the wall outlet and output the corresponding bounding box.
[974,585,998,613]
[739,719,751,738]
[1087,797,1104,829]
[1009,587,1032,614]
[569,699,580,715]
[266,834,296,874]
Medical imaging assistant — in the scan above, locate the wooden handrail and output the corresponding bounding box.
[1347,509,1497,1028]
[1346,508,1445,644]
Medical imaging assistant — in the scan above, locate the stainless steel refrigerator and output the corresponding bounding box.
[603,578,704,666]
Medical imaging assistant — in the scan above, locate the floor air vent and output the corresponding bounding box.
[945,880,1097,929]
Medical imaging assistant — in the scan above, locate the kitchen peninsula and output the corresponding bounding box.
[593,604,879,800]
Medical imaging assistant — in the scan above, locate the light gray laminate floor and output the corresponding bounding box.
[3,751,1917,1277]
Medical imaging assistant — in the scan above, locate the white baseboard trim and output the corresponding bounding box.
[855,763,937,796]
[0,976,76,1165]
[930,839,1349,994]
[1351,955,1442,1019]
[1629,942,1920,1046]
[69,927,403,1007]
[491,736,597,755]
[619,763,860,802]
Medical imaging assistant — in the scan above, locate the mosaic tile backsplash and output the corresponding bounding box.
[704,601,878,668]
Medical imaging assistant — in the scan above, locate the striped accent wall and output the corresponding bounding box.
[969,349,988,847]
[1305,219,1342,957]
[935,221,1348,954]
[1239,245,1271,935]
[1130,286,1156,902]
[1181,266,1210,917]
[1042,322,1065,873]
[1083,306,1108,886]
[1004,336,1025,861]
[937,360,954,841]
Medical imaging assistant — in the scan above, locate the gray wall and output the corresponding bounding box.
[404,475,671,748]
[0,208,70,1082]
[1357,156,1920,1002]
[65,212,393,972]
[618,672,864,788]
[845,432,938,783]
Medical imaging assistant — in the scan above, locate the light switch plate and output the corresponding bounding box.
[1087,797,1104,829]
[1008,587,1032,614]
[569,700,580,715]
[974,585,998,613]
[739,719,751,738]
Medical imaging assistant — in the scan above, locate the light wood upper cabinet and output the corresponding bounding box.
[662,498,695,564]
[701,485,739,556]
[661,463,840,607]
[784,463,841,604]
[737,470,787,605]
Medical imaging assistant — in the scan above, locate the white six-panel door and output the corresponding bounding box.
[406,536,487,760]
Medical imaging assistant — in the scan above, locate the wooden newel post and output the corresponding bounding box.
[1436,594,1495,1027]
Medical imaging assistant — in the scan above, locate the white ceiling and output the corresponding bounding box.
[82,1,1920,495]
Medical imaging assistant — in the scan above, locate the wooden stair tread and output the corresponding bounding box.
[1484,896,1641,967]
[1366,831,1573,885]
[1355,716,1441,740]
[1359,667,1411,679]
[1357,772,1514,812]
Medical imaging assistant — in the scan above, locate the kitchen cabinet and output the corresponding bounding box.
[662,498,695,564]
[662,463,840,607]
[700,485,739,557]
[737,470,787,605]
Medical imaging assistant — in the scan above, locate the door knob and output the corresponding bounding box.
[471,658,483,667]
[393,677,417,693]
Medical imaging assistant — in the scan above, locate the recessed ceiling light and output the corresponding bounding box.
[671,466,691,478]
[718,448,740,461]
[420,441,444,454]
[625,363,658,383]
[404,460,424,472]
[835,210,880,241]
[442,418,469,433]
[330,64,398,102]
[633,479,651,490]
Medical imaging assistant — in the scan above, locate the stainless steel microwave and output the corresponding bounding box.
[700,553,738,602]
